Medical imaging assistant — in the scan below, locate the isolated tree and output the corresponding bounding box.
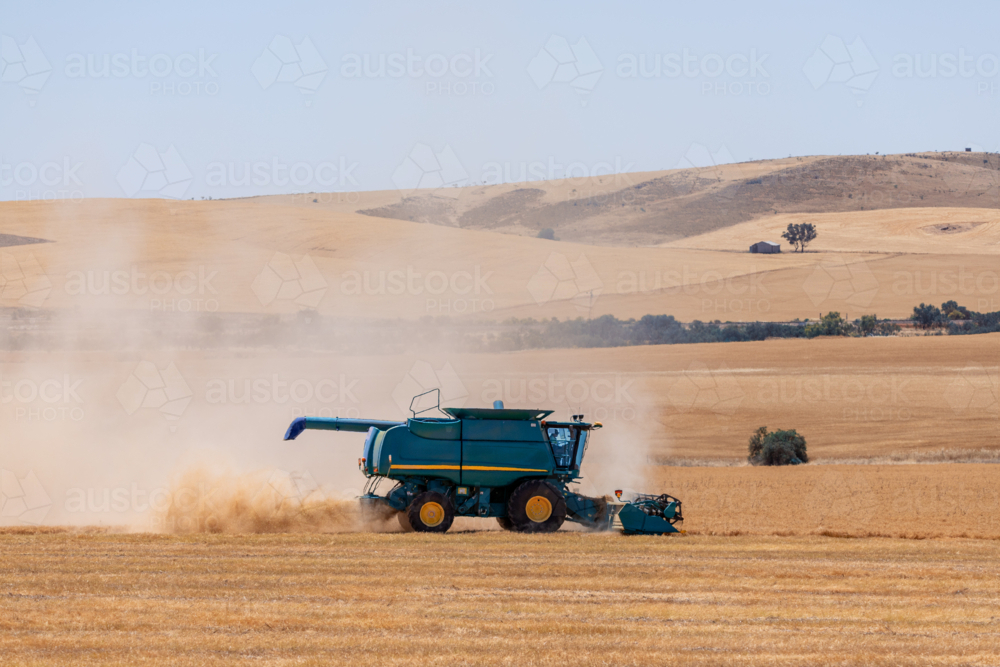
[781,222,818,252]
[537,227,556,240]
[748,426,808,466]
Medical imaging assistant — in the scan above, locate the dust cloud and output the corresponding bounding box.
[156,466,399,534]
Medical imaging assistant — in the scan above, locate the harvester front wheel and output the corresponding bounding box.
[407,491,455,533]
[508,480,566,533]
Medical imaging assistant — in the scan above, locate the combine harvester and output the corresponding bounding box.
[284,391,683,535]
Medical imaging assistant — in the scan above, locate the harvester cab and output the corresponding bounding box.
[283,391,683,535]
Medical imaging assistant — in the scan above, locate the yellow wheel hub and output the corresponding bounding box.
[525,496,553,523]
[419,501,445,527]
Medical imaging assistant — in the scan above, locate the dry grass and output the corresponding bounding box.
[817,448,1000,466]
[3,198,998,322]
[654,463,1000,539]
[2,531,1000,666]
[656,448,1000,467]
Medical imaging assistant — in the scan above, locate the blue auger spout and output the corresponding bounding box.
[284,416,404,440]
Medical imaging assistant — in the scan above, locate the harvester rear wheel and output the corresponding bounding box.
[407,491,455,533]
[496,516,515,531]
[507,480,566,533]
[397,510,414,532]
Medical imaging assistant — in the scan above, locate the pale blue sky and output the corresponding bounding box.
[2,1,998,201]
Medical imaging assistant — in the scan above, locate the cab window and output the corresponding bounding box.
[546,426,578,468]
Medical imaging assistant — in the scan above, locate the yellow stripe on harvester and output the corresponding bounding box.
[463,466,549,472]
[388,464,548,473]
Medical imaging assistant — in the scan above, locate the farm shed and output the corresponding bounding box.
[749,241,780,254]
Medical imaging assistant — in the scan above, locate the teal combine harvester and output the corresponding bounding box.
[284,391,683,535]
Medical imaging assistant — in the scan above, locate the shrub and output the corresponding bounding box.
[804,311,849,337]
[748,427,808,466]
[911,303,943,329]
[537,228,556,240]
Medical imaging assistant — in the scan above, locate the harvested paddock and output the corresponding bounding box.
[2,531,1000,666]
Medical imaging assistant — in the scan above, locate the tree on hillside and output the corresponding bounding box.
[781,222,818,252]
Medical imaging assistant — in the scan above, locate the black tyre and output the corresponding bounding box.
[507,480,567,533]
[496,516,515,531]
[397,510,414,532]
[406,491,455,533]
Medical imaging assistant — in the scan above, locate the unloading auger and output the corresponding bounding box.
[283,391,683,535]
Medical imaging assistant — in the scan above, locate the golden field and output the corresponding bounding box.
[2,197,998,321]
[658,463,1000,539]
[2,531,1000,666]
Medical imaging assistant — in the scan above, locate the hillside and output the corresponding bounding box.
[0,197,996,324]
[353,151,1000,246]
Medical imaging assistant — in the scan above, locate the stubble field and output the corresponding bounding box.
[3,530,1000,666]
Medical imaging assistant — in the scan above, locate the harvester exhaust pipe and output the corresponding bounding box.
[493,400,504,409]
